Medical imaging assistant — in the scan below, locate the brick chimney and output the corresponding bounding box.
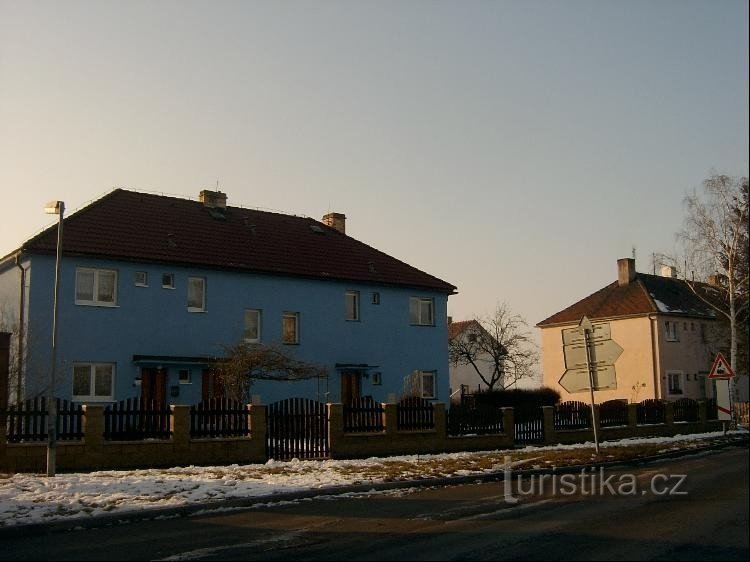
[617,258,636,286]
[322,212,346,234]
[199,190,227,209]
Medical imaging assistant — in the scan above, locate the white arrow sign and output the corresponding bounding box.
[558,365,618,393]
[564,339,624,370]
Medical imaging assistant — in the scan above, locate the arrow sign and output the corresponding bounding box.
[558,365,618,393]
[562,319,611,346]
[708,352,735,379]
[564,339,624,370]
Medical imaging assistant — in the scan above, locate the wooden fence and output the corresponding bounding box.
[397,397,435,430]
[4,397,83,442]
[553,401,591,430]
[103,398,172,440]
[190,398,250,438]
[343,397,385,433]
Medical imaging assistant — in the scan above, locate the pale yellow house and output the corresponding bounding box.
[537,258,725,403]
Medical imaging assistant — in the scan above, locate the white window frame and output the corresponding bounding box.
[409,297,435,326]
[667,371,683,395]
[664,320,679,342]
[345,290,360,321]
[372,292,380,305]
[162,273,175,289]
[178,369,191,385]
[244,309,262,343]
[187,277,206,312]
[134,271,148,287]
[75,268,118,307]
[419,370,437,399]
[282,312,299,344]
[72,362,115,402]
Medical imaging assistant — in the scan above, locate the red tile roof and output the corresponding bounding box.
[448,320,477,340]
[537,273,720,327]
[18,189,457,293]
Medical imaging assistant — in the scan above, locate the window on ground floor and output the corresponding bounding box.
[72,363,115,402]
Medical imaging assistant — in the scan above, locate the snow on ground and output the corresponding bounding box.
[0,430,745,528]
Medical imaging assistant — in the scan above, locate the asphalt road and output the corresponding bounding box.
[2,447,748,561]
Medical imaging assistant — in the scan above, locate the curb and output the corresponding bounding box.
[1,434,747,538]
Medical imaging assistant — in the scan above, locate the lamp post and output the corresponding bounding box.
[44,200,64,477]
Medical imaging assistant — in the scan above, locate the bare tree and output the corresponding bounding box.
[677,173,749,379]
[449,302,538,391]
[210,341,328,403]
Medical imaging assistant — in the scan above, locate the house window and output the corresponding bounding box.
[667,371,683,395]
[345,291,359,321]
[178,369,191,384]
[282,312,299,344]
[72,363,114,402]
[372,292,380,305]
[409,297,435,326]
[372,372,382,385]
[664,321,679,342]
[135,271,148,287]
[187,277,206,311]
[244,309,262,342]
[162,273,175,289]
[75,268,117,306]
[418,370,436,399]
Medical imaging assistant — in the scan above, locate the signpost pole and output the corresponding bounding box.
[583,325,600,455]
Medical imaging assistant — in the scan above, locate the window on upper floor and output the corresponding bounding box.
[409,297,434,326]
[345,291,360,321]
[187,277,206,312]
[664,320,679,342]
[244,309,262,343]
[282,312,299,344]
[372,292,380,305]
[667,371,683,395]
[75,268,117,306]
[162,273,175,289]
[134,271,148,287]
[72,362,114,402]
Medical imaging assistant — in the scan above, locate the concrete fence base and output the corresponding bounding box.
[0,400,727,473]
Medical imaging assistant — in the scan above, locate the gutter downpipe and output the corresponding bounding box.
[15,253,27,405]
[649,315,660,400]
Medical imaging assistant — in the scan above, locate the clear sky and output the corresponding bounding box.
[1,0,748,333]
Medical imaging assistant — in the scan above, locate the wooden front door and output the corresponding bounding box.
[202,369,225,401]
[141,368,167,404]
[341,371,361,405]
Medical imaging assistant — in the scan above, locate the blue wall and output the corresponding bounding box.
[22,254,451,405]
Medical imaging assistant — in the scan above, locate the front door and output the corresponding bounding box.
[202,369,225,401]
[341,371,361,405]
[141,368,167,404]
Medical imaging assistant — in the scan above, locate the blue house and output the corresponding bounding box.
[0,189,457,406]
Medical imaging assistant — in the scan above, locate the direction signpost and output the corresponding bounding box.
[558,316,624,455]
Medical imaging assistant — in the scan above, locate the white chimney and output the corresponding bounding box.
[660,265,677,278]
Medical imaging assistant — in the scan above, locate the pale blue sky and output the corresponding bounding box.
[1,0,747,331]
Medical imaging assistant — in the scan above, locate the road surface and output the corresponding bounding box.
[2,446,748,561]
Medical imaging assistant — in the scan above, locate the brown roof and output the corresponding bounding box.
[537,273,720,327]
[16,189,456,293]
[448,320,477,340]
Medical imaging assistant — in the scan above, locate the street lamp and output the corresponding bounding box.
[44,200,64,477]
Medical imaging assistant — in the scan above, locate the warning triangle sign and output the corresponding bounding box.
[708,353,735,379]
